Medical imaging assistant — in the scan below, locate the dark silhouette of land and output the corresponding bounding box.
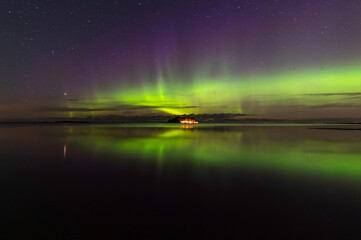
[168,117,197,123]
[1,113,361,125]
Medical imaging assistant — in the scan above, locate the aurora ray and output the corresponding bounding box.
[60,63,361,119]
[2,0,361,121]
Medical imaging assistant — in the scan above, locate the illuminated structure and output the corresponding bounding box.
[180,118,198,124]
[168,117,198,124]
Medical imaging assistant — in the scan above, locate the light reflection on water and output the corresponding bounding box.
[1,123,361,238]
[55,123,361,180]
[1,123,361,176]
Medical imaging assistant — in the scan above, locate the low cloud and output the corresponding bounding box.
[307,103,359,109]
[302,92,361,96]
[38,104,197,112]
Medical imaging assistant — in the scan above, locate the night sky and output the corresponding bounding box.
[2,0,361,121]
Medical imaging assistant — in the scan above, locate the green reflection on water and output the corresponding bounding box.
[69,124,361,179]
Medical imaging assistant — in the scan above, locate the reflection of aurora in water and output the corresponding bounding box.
[69,124,361,179]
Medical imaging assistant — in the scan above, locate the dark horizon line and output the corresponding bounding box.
[1,118,361,125]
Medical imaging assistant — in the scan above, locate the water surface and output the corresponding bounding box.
[1,123,361,238]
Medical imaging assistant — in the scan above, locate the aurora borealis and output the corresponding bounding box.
[4,1,361,237]
[2,0,361,121]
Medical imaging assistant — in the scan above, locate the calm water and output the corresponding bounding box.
[1,123,361,238]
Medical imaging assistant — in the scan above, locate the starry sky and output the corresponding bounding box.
[2,0,361,121]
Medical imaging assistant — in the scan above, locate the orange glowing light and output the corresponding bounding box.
[168,116,199,124]
[179,118,198,124]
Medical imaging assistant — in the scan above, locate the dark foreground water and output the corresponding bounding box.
[1,123,361,239]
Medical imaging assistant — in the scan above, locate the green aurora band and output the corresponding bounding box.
[77,63,361,116]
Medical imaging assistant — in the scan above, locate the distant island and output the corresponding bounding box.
[168,117,198,124]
